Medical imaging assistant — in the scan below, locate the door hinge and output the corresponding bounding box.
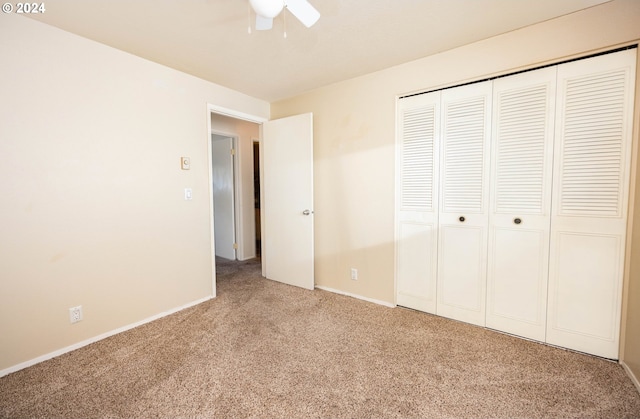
[233,243,238,250]
[230,148,236,155]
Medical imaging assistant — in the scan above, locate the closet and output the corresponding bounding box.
[395,48,637,359]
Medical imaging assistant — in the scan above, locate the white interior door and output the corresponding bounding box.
[262,113,314,290]
[211,134,236,260]
[546,50,636,359]
[396,91,440,313]
[436,81,492,327]
[485,67,557,342]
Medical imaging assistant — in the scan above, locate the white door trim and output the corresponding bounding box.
[211,130,242,258]
[211,133,238,260]
[208,104,268,124]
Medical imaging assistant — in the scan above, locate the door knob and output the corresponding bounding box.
[302,209,313,215]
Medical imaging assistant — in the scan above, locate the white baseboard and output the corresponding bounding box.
[315,285,395,308]
[0,295,213,378]
[621,360,640,394]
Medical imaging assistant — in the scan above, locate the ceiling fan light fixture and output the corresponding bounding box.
[249,0,284,19]
[248,0,319,33]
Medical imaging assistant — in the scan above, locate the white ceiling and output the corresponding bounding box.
[28,0,610,102]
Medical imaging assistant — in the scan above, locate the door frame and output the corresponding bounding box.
[206,104,267,297]
[210,132,238,261]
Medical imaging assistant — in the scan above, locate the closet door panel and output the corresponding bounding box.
[439,225,485,322]
[396,92,440,313]
[397,222,437,311]
[490,228,545,321]
[486,67,557,342]
[547,49,636,359]
[550,232,622,340]
[436,81,492,326]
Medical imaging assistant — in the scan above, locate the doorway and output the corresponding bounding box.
[208,109,263,293]
[207,106,315,295]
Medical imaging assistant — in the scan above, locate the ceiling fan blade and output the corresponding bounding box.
[285,0,320,28]
[255,14,273,30]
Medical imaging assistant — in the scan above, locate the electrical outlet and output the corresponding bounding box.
[69,306,83,324]
[351,268,358,280]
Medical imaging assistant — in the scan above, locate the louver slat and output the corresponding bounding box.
[559,70,627,216]
[495,85,548,213]
[401,106,435,210]
[442,97,486,212]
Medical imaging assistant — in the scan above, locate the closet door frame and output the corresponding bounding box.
[394,47,638,360]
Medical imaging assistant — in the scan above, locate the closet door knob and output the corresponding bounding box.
[459,216,465,222]
[514,217,522,225]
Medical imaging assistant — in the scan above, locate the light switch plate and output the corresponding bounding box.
[181,157,191,170]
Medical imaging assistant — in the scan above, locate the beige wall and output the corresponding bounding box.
[272,0,640,373]
[210,114,260,260]
[0,15,269,373]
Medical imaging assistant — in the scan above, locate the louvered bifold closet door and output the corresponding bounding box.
[436,81,492,326]
[396,92,440,313]
[547,49,636,359]
[486,67,557,342]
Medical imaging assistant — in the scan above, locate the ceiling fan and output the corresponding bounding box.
[249,0,320,31]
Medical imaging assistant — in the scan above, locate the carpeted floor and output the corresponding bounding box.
[1,257,640,418]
